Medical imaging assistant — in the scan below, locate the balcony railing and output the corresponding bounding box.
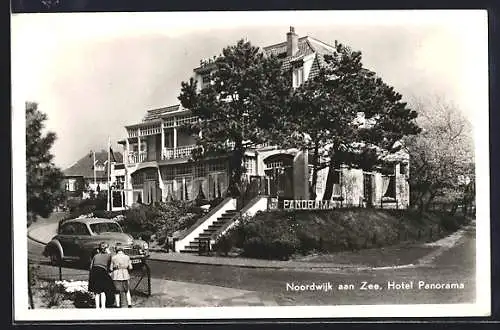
[127,151,146,164]
[127,145,198,164]
[162,145,197,160]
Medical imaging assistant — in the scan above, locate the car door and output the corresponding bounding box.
[73,222,94,258]
[58,222,77,257]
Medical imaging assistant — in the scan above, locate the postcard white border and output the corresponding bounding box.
[12,9,490,321]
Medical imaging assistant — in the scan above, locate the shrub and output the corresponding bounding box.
[121,200,204,245]
[42,282,66,308]
[212,234,234,256]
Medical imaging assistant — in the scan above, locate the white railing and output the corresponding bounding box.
[162,145,197,160]
[127,128,139,137]
[141,125,162,136]
[127,151,147,164]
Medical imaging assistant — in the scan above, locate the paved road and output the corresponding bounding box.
[28,224,476,306]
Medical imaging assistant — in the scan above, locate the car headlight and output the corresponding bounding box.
[143,242,149,250]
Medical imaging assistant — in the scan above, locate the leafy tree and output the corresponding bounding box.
[284,42,421,199]
[26,102,65,226]
[405,96,474,212]
[178,39,291,196]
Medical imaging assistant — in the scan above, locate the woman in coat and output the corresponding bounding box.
[88,242,114,309]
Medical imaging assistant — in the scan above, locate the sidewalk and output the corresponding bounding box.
[33,263,278,307]
[28,216,472,270]
[134,278,278,307]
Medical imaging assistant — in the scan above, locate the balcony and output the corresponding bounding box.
[127,151,146,164]
[126,145,198,164]
[162,145,197,160]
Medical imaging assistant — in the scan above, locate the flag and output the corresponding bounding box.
[110,146,117,162]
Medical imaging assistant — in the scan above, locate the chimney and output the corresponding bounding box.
[286,26,298,56]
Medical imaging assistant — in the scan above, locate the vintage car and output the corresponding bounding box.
[43,217,150,266]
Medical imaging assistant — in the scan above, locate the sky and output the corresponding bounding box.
[11,10,489,169]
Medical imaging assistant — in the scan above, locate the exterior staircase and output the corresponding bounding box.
[179,209,239,253]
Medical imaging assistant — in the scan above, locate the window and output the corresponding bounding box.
[176,178,191,200]
[132,173,144,185]
[145,169,157,181]
[201,73,213,89]
[202,74,211,84]
[175,164,192,176]
[195,163,206,178]
[266,161,284,170]
[208,160,226,173]
[67,179,76,192]
[74,223,90,236]
[162,167,175,180]
[400,163,408,175]
[114,176,125,190]
[292,67,304,88]
[90,222,123,234]
[382,175,396,199]
[243,157,255,175]
[60,223,76,235]
[164,129,175,148]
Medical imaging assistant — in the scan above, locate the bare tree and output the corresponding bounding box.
[405,96,474,212]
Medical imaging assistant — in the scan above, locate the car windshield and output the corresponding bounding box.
[89,222,123,234]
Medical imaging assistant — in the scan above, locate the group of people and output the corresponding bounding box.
[88,242,133,309]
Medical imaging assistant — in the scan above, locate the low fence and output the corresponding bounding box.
[427,202,476,216]
[28,260,151,308]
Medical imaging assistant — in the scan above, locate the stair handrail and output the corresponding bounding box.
[176,197,235,242]
[209,195,268,243]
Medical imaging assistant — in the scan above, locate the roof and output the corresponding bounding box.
[63,150,123,179]
[64,217,119,225]
[263,36,337,75]
[142,104,181,122]
[134,31,339,125]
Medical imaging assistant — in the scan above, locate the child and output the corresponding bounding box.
[110,243,133,307]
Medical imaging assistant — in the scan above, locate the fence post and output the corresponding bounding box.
[144,262,151,297]
[59,263,62,281]
[28,264,34,309]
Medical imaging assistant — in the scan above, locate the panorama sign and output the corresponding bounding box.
[282,199,339,210]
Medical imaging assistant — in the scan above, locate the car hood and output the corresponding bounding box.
[96,232,135,245]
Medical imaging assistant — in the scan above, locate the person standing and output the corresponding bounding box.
[110,243,133,308]
[88,242,114,309]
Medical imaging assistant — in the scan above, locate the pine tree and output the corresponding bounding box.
[179,39,291,196]
[26,102,65,226]
[284,42,421,199]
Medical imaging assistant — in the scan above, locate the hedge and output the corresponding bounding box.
[214,208,471,261]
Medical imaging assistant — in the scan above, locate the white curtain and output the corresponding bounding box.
[314,167,329,200]
[217,173,228,198]
[382,176,390,197]
[185,178,193,200]
[332,183,342,197]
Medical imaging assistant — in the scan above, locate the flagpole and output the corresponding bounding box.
[93,150,96,186]
[107,137,111,211]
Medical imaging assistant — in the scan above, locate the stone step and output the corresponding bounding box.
[211,220,229,226]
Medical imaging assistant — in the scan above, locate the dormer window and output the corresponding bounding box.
[200,72,214,89]
[202,74,211,85]
[292,67,304,88]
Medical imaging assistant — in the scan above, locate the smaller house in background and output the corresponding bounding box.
[63,150,123,200]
